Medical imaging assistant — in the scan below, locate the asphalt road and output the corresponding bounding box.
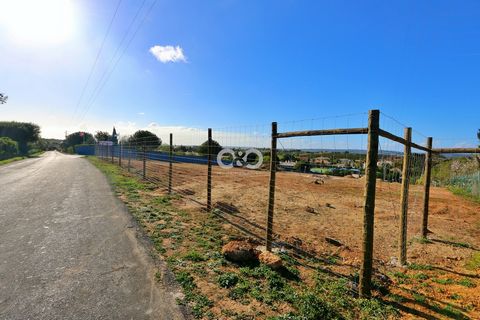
[0,151,185,320]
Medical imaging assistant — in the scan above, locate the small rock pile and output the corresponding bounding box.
[221,240,283,269]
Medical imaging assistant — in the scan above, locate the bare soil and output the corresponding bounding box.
[123,158,480,319]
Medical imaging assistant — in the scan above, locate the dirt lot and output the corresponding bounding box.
[119,157,480,319]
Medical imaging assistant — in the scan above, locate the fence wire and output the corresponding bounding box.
[91,111,478,272]
[432,138,480,198]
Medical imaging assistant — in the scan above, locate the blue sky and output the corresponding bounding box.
[0,0,479,147]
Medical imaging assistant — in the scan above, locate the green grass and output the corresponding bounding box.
[184,250,207,262]
[457,278,476,288]
[408,263,434,271]
[465,252,480,270]
[0,151,45,166]
[432,278,455,285]
[449,293,462,300]
[87,156,401,320]
[0,156,25,165]
[217,272,239,288]
[449,186,480,203]
[412,293,426,303]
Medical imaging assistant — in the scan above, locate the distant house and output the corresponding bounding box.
[336,158,354,168]
[297,154,310,162]
[312,156,331,166]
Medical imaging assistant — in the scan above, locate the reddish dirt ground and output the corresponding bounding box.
[120,157,480,319]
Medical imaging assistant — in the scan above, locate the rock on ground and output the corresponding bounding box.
[221,240,258,262]
[258,251,283,269]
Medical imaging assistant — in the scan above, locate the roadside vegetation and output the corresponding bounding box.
[0,150,45,166]
[88,157,479,320]
[431,155,480,201]
[0,121,48,164]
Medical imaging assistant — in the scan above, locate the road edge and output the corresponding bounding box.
[83,157,192,320]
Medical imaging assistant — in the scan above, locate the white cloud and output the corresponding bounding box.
[138,112,145,116]
[149,45,187,63]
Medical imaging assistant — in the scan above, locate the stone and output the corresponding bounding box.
[258,251,282,269]
[221,240,258,262]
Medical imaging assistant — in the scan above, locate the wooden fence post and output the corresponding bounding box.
[118,142,122,167]
[207,128,213,211]
[127,145,131,172]
[399,127,412,266]
[359,110,380,298]
[142,144,146,180]
[422,137,433,238]
[266,122,278,252]
[168,133,173,194]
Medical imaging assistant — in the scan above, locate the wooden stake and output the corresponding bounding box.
[359,110,380,298]
[422,137,433,238]
[399,127,412,266]
[168,133,173,194]
[142,144,146,180]
[127,146,131,172]
[118,142,122,166]
[266,122,277,252]
[207,128,212,211]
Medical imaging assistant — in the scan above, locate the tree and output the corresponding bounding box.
[0,121,40,154]
[198,139,222,156]
[95,131,110,142]
[63,131,95,149]
[0,93,8,104]
[128,130,161,149]
[0,137,18,159]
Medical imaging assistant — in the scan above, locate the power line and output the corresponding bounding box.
[70,0,123,126]
[75,0,147,124]
[75,0,158,128]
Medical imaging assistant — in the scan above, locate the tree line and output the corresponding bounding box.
[0,121,41,159]
[63,129,225,156]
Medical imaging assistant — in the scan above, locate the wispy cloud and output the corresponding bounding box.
[138,112,145,116]
[149,45,187,63]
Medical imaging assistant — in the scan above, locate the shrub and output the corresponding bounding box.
[0,137,19,159]
[198,139,222,156]
[0,121,40,154]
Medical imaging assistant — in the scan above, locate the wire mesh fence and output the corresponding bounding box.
[271,113,368,258]
[91,109,479,298]
[430,138,480,198]
[377,114,429,264]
